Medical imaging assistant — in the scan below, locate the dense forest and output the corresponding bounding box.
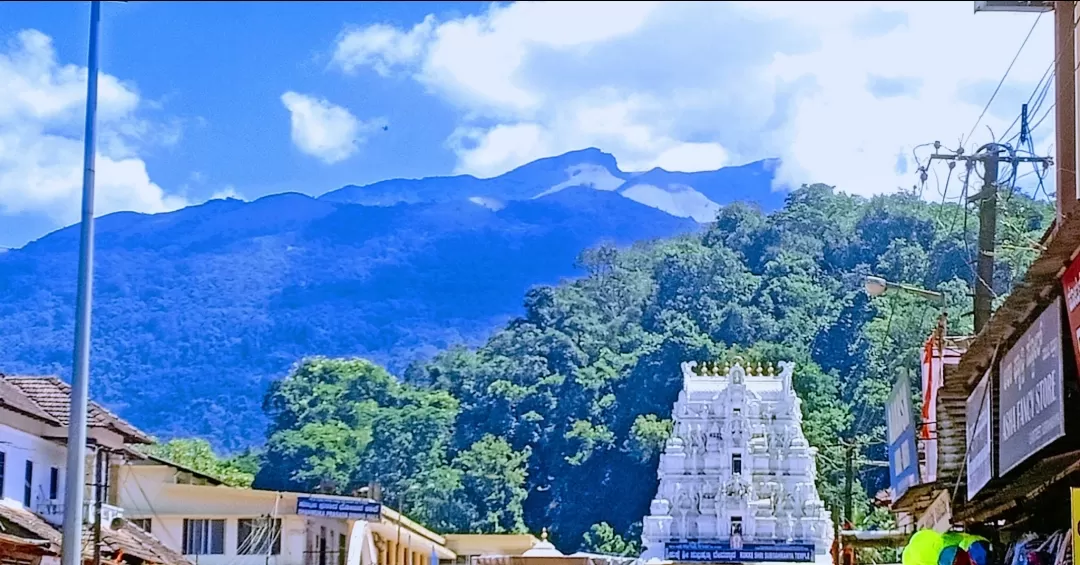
[153,183,1053,554]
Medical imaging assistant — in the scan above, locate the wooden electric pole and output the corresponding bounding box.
[929,144,1052,334]
[843,442,854,524]
[973,148,1000,334]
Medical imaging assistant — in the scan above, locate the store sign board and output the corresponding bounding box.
[1072,488,1080,565]
[1062,255,1080,380]
[998,297,1066,475]
[665,542,814,563]
[886,369,920,500]
[966,369,993,499]
[297,497,381,521]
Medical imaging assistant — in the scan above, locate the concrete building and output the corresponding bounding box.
[0,374,189,565]
[640,361,833,563]
[116,456,455,565]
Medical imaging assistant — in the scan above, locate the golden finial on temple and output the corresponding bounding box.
[541,527,549,542]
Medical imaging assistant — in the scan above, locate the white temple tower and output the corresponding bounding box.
[640,360,834,563]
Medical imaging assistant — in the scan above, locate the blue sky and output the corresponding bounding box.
[0,1,1056,248]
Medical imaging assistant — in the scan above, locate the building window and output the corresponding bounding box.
[48,467,59,500]
[731,453,742,475]
[0,452,6,499]
[238,517,282,555]
[730,516,743,536]
[319,526,328,565]
[182,519,225,555]
[23,461,32,507]
[338,533,347,565]
[130,518,152,533]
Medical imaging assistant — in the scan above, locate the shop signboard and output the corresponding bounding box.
[665,542,814,563]
[1062,255,1080,380]
[965,368,993,499]
[998,297,1065,476]
[886,369,920,500]
[1072,488,1080,565]
[297,496,382,521]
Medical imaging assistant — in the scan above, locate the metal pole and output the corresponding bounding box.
[973,148,999,334]
[61,2,102,564]
[1055,0,1077,222]
[93,449,103,565]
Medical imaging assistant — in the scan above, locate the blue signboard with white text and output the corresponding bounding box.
[665,542,815,563]
[886,369,920,501]
[297,497,382,521]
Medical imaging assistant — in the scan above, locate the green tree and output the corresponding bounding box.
[581,522,640,556]
[452,435,531,533]
[257,185,1054,549]
[142,438,255,487]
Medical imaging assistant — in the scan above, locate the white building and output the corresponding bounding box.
[116,456,457,565]
[640,361,834,563]
[0,374,189,565]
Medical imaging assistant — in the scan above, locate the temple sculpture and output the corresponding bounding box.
[639,360,834,563]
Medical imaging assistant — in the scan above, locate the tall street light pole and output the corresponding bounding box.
[61,2,102,564]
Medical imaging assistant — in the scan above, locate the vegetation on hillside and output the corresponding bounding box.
[141,438,260,487]
[0,189,698,450]
[235,184,1051,552]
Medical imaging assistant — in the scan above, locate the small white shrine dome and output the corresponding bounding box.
[523,529,564,558]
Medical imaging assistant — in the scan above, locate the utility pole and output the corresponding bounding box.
[843,442,854,524]
[93,450,105,565]
[1055,0,1077,221]
[62,2,102,564]
[974,147,999,334]
[929,144,1052,334]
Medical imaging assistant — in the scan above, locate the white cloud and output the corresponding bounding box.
[0,29,188,224]
[281,91,384,165]
[210,185,244,201]
[331,1,1055,196]
[332,16,436,76]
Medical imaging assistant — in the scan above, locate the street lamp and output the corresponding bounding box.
[61,2,102,565]
[863,276,946,306]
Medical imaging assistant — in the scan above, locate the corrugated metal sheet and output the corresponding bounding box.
[935,360,969,489]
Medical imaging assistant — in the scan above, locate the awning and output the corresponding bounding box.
[890,482,939,513]
[954,450,1080,524]
[840,529,909,549]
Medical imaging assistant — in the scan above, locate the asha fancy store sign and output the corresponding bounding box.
[998,296,1065,475]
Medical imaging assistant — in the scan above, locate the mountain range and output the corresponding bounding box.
[0,148,784,449]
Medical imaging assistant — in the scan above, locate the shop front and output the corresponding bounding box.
[944,212,1080,565]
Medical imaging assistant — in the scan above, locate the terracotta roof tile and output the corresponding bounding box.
[0,502,191,565]
[95,521,191,565]
[0,378,60,425]
[4,376,151,444]
[0,502,61,553]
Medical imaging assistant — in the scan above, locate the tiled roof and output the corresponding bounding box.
[0,378,60,425]
[3,376,152,444]
[0,501,191,565]
[91,520,192,565]
[0,501,61,553]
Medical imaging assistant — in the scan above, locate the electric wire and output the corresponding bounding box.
[963,11,1045,151]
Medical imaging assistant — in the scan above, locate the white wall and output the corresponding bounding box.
[0,421,67,514]
[117,465,356,565]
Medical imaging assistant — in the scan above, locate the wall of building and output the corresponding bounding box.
[0,419,67,513]
[115,464,449,565]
